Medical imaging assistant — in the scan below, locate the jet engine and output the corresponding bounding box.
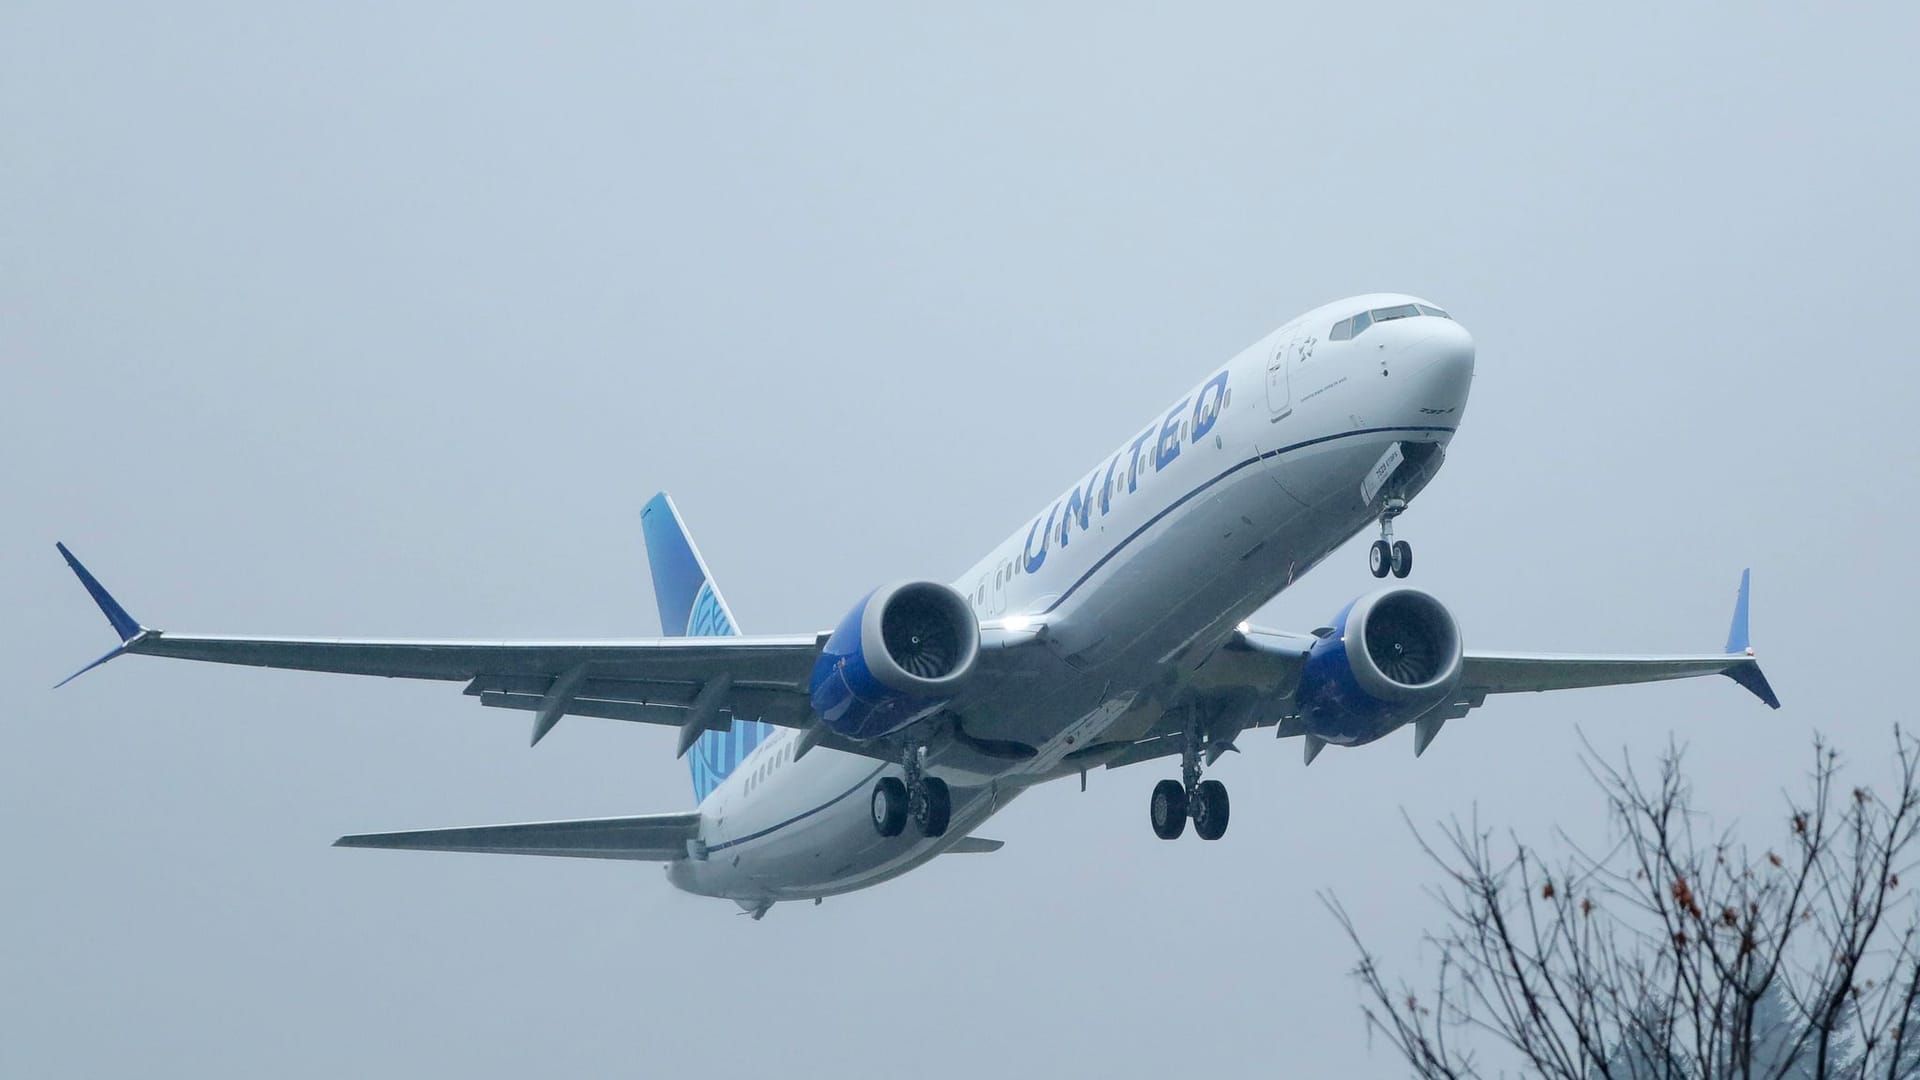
[809,581,980,740]
[1294,588,1463,746]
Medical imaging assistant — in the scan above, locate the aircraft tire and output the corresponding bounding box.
[872,777,909,838]
[1150,779,1188,840]
[1390,540,1413,579]
[1193,779,1230,841]
[915,776,952,838]
[1369,540,1392,578]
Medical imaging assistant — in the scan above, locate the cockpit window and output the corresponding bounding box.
[1329,303,1447,340]
[1329,310,1373,341]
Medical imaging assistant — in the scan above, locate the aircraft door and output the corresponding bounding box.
[1266,335,1293,421]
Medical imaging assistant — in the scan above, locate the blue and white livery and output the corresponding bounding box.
[55,294,1778,918]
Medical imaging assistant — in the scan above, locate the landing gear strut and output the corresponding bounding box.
[1149,721,1230,841]
[1370,497,1412,579]
[872,743,950,839]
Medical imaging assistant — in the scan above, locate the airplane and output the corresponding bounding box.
[55,293,1779,918]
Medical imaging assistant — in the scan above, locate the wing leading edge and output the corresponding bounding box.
[51,542,861,752]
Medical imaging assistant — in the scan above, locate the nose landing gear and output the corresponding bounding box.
[1148,722,1231,841]
[1369,497,1413,579]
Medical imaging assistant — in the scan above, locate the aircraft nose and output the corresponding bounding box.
[1392,319,1475,418]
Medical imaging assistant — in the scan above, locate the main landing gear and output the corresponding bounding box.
[1368,496,1412,579]
[871,745,951,839]
[1149,725,1231,841]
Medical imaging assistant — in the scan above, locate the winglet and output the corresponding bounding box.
[1726,568,1753,655]
[58,543,144,643]
[55,543,149,688]
[1726,662,1781,710]
[1719,569,1780,709]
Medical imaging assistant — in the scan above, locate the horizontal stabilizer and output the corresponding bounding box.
[335,811,702,861]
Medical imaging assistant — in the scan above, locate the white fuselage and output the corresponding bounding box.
[667,294,1476,905]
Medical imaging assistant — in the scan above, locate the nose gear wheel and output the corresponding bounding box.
[1371,497,1412,578]
[1390,540,1413,579]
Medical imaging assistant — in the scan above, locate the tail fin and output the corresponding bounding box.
[639,493,773,801]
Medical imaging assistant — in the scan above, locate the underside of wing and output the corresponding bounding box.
[131,629,852,748]
[1093,572,1779,769]
[334,812,703,861]
[1462,650,1779,706]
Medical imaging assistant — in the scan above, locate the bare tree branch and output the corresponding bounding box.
[1332,729,1920,1079]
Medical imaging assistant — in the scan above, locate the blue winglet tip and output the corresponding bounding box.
[1718,568,1779,709]
[1725,568,1753,656]
[56,542,144,644]
[1727,663,1782,710]
[54,643,131,689]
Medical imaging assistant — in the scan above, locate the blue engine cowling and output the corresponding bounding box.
[809,581,981,740]
[1295,588,1464,746]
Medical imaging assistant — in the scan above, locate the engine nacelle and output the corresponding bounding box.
[1295,588,1464,747]
[809,581,981,740]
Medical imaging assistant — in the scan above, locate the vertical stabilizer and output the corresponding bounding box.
[639,494,772,801]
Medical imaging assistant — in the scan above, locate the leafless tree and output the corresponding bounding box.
[1329,731,1920,1079]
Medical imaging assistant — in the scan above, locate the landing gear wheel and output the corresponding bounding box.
[871,777,908,838]
[1369,540,1392,579]
[1150,779,1188,840]
[913,776,952,838]
[1192,779,1231,841]
[1390,540,1413,579]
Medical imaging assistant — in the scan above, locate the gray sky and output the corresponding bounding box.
[4,4,1918,1077]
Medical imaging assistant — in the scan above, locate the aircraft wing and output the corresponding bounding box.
[54,543,872,753]
[1459,649,1778,705]
[1454,567,1779,710]
[1109,571,1777,768]
[335,811,702,861]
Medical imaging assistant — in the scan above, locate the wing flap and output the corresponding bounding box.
[334,811,703,861]
[475,692,696,726]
